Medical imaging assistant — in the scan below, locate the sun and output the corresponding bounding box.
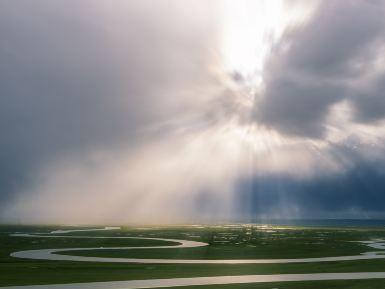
[220,0,315,89]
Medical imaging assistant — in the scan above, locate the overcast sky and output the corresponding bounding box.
[1,0,385,224]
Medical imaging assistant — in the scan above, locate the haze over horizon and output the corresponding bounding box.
[1,0,385,224]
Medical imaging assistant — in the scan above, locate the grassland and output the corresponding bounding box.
[172,279,385,289]
[1,224,385,288]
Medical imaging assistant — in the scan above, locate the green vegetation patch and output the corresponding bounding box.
[1,225,385,287]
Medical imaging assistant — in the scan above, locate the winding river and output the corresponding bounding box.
[3,227,385,288]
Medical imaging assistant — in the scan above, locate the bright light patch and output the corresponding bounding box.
[220,0,315,88]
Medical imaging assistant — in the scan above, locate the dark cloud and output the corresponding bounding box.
[237,159,385,219]
[254,77,343,137]
[254,0,385,137]
[352,74,385,123]
[0,0,219,207]
[1,0,385,223]
[286,1,384,77]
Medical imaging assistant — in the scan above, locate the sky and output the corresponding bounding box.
[1,0,385,224]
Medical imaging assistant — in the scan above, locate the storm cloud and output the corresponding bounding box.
[0,0,221,206]
[1,0,385,224]
[254,0,385,137]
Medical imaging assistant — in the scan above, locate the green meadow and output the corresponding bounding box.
[1,225,385,288]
